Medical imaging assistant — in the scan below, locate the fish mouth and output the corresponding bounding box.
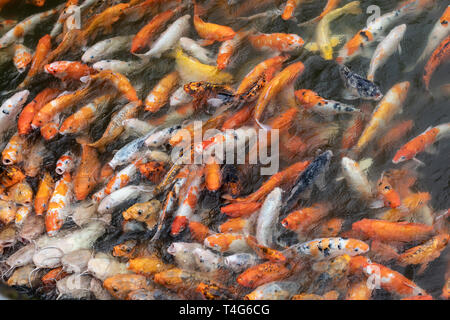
[55,168,64,175]
[3,159,12,165]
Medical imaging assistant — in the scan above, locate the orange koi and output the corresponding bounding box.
[40,120,60,140]
[41,267,69,287]
[392,123,450,164]
[35,172,54,216]
[423,35,450,90]
[282,0,302,20]
[144,71,179,113]
[138,161,166,184]
[376,120,414,156]
[19,34,51,88]
[237,261,299,289]
[345,280,373,300]
[221,103,253,130]
[298,0,341,25]
[6,181,33,206]
[216,30,247,70]
[193,5,236,45]
[103,274,148,300]
[113,240,137,259]
[73,138,100,201]
[376,173,402,209]
[220,202,261,218]
[230,160,310,203]
[188,221,212,243]
[205,158,221,192]
[319,218,343,237]
[18,88,60,136]
[282,203,332,233]
[204,233,249,253]
[253,61,305,128]
[352,219,434,242]
[369,240,400,263]
[398,234,449,274]
[0,166,25,188]
[236,55,288,96]
[128,255,173,276]
[219,217,251,234]
[45,61,97,81]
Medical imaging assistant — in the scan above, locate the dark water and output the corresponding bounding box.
[0,0,448,299]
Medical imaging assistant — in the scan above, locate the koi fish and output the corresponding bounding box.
[18,34,51,88]
[256,187,282,248]
[367,24,407,81]
[407,5,450,71]
[82,35,134,63]
[56,151,75,175]
[423,35,450,90]
[355,81,410,152]
[349,256,428,298]
[35,172,54,216]
[59,94,113,135]
[398,233,449,274]
[337,0,435,64]
[45,172,73,236]
[131,7,179,54]
[2,132,27,165]
[340,65,383,101]
[375,120,414,157]
[295,89,360,115]
[352,218,434,242]
[13,44,32,73]
[245,281,299,300]
[282,203,332,233]
[237,261,298,289]
[282,0,303,21]
[145,71,179,112]
[392,122,450,164]
[283,150,333,215]
[179,37,215,65]
[122,199,161,229]
[193,5,235,46]
[249,32,305,53]
[340,157,373,200]
[246,235,286,263]
[82,70,140,102]
[285,237,369,260]
[305,1,361,60]
[174,47,233,84]
[98,185,153,215]
[0,6,61,48]
[376,173,402,209]
[45,61,97,81]
[298,0,341,26]
[73,138,100,201]
[0,91,30,142]
[253,61,305,128]
[189,221,212,243]
[134,15,191,59]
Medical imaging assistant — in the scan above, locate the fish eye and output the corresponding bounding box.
[113,287,118,292]
[137,210,142,215]
[354,248,359,252]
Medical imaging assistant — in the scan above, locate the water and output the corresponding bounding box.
[0,0,448,300]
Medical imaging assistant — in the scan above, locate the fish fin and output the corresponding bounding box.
[397,44,402,55]
[341,89,359,100]
[424,144,438,155]
[314,171,327,191]
[412,157,425,167]
[79,75,90,83]
[369,199,385,209]
[359,158,373,173]
[305,42,319,52]
[417,262,429,275]
[330,35,345,48]
[197,39,215,47]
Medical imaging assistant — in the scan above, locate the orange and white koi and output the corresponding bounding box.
[45,172,73,236]
[341,157,373,200]
[367,24,406,81]
[355,81,410,152]
[295,89,360,115]
[45,61,96,81]
[171,166,203,236]
[336,0,435,64]
[15,206,32,226]
[145,71,179,113]
[105,162,139,196]
[392,122,450,164]
[2,132,27,165]
[282,0,303,21]
[352,218,434,242]
[59,94,113,135]
[56,152,75,175]
[0,5,61,48]
[349,256,427,298]
[5,181,33,206]
[204,233,251,254]
[253,61,305,128]
[249,33,304,53]
[219,216,253,235]
[286,237,369,260]
[246,235,286,263]
[13,44,32,73]
[35,171,54,216]
[376,173,402,209]
[216,30,247,70]
[398,233,449,274]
